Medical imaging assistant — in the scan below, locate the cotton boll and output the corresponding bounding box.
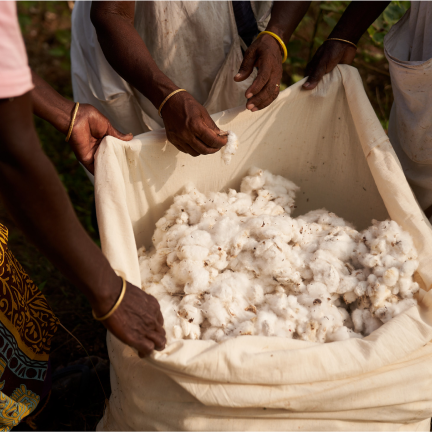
[273,318,296,338]
[161,273,183,294]
[138,168,419,344]
[320,230,357,261]
[383,267,399,287]
[400,260,419,278]
[184,266,210,294]
[354,281,368,297]
[233,320,255,336]
[178,303,204,326]
[202,296,231,327]
[221,131,239,165]
[256,309,278,336]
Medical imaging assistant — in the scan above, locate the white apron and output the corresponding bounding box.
[71,1,272,136]
[385,2,432,211]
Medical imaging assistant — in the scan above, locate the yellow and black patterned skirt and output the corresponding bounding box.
[0,223,57,430]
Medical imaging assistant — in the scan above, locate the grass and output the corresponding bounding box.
[6,1,409,430]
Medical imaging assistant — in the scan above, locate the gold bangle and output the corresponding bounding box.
[158,89,187,118]
[92,275,127,321]
[326,38,357,49]
[257,31,288,63]
[65,102,79,142]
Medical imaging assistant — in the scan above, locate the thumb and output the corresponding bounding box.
[107,123,133,141]
[234,46,257,82]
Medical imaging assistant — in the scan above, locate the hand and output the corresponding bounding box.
[234,34,283,112]
[303,41,357,90]
[161,92,227,156]
[69,104,133,174]
[94,280,166,357]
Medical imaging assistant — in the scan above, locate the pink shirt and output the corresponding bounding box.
[0,1,33,98]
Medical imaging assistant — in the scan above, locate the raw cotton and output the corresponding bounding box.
[221,132,238,165]
[138,168,419,343]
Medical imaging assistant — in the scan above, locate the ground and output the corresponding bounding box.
[5,1,409,430]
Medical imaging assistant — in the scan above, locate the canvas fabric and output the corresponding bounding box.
[94,66,432,431]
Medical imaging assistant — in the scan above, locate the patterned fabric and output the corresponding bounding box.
[0,223,57,430]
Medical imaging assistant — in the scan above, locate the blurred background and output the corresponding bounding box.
[8,1,409,430]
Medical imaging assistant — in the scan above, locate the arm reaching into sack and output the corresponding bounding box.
[90,1,228,157]
[31,71,132,174]
[235,1,311,111]
[303,1,390,90]
[0,93,166,357]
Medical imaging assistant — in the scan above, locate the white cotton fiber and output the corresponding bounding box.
[221,131,238,165]
[138,168,420,343]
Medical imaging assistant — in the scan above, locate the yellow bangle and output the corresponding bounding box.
[326,38,357,49]
[65,102,79,143]
[92,275,127,321]
[257,31,288,63]
[158,89,187,118]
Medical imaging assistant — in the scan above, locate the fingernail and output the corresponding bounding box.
[247,104,255,110]
[235,73,241,78]
[246,93,253,99]
[303,82,310,88]
[252,107,258,112]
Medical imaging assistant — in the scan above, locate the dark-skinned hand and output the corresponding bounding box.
[303,41,357,90]
[234,34,283,112]
[161,91,227,157]
[69,103,133,174]
[94,279,166,357]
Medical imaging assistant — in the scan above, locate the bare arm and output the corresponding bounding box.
[0,93,165,356]
[90,1,227,157]
[235,1,311,111]
[303,1,391,90]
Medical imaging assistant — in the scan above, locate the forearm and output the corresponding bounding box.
[328,1,390,44]
[266,1,311,44]
[91,2,176,109]
[0,95,119,311]
[31,70,74,135]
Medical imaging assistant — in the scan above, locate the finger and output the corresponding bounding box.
[107,123,133,141]
[189,136,222,155]
[234,45,257,82]
[247,80,280,111]
[136,338,156,358]
[245,66,271,101]
[168,134,200,157]
[195,117,227,150]
[303,64,326,91]
[144,329,166,350]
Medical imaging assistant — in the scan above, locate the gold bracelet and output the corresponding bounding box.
[92,275,127,321]
[158,89,187,118]
[257,31,288,63]
[65,102,80,142]
[326,38,357,49]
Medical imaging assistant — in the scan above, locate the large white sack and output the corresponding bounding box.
[95,65,432,431]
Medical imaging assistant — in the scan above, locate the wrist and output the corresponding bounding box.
[264,26,291,47]
[88,272,123,316]
[139,70,179,110]
[53,99,76,136]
